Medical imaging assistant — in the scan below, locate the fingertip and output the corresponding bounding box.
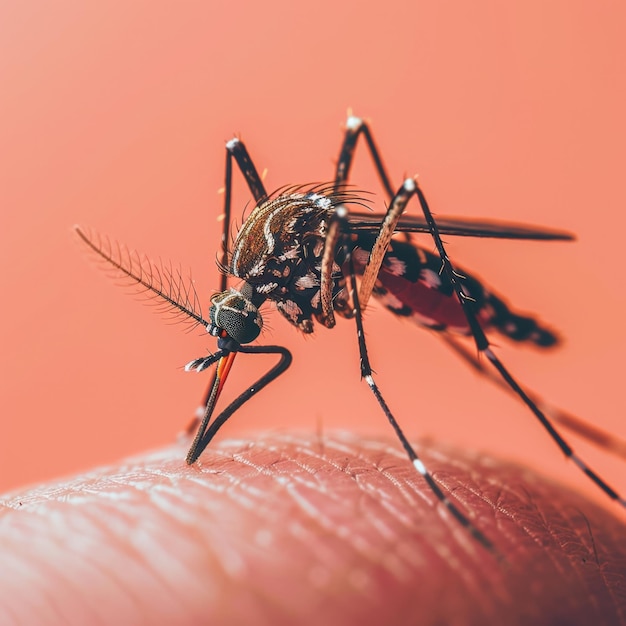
[1,432,624,625]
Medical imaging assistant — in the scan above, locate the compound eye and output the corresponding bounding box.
[209,291,262,345]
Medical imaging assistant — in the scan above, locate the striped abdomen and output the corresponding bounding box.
[354,235,558,347]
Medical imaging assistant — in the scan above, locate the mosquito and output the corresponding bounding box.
[75,115,626,553]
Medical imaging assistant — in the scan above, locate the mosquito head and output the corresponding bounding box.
[208,287,263,345]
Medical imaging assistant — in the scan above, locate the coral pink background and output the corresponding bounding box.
[2,2,625,510]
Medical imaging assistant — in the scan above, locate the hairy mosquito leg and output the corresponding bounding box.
[414,183,626,509]
[317,213,343,328]
[334,116,395,198]
[318,198,358,328]
[358,179,414,310]
[344,255,498,554]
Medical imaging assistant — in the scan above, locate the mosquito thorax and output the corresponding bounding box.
[207,287,263,345]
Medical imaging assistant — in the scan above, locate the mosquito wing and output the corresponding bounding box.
[346,213,575,241]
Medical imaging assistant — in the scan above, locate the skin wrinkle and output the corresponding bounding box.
[536,505,593,596]
[147,460,276,602]
[448,476,496,514]
[285,476,369,557]
[282,446,340,479]
[396,451,498,553]
[369,465,436,528]
[202,448,369,618]
[205,450,338,579]
[149,483,218,527]
[521,490,572,562]
[227,435,493,609]
[70,482,202,620]
[496,480,565,554]
[446,478,504,546]
[303,446,422,551]
[390,438,620,608]
[1,433,625,625]
[17,523,113,625]
[494,474,620,616]
[356,474,419,537]
[2,550,68,625]
[487,487,537,556]
[87,472,217,618]
[298,445,348,474]
[122,501,202,600]
[68,548,142,626]
[63,505,142,597]
[247,438,503,613]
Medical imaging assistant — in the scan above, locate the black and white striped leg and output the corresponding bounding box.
[345,255,498,553]
[414,183,626,509]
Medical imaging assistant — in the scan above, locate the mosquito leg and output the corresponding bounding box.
[190,138,271,429]
[186,345,292,464]
[186,361,224,463]
[358,179,415,309]
[218,144,234,293]
[439,334,626,461]
[344,255,498,553]
[414,182,626,508]
[318,212,344,328]
[220,139,268,291]
[334,116,395,198]
[333,116,414,307]
[225,137,267,203]
[324,115,393,324]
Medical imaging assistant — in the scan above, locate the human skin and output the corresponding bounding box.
[0,431,624,626]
